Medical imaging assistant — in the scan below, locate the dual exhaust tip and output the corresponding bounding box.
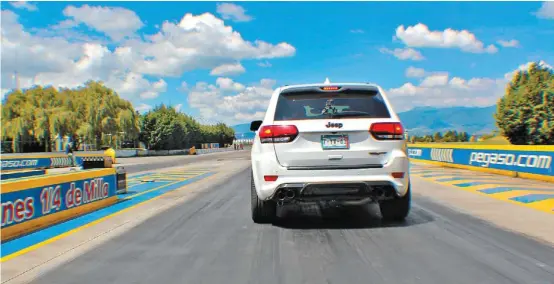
[277,189,295,201]
[276,186,393,203]
[373,188,393,198]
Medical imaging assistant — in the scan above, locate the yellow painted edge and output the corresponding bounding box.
[524,199,554,213]
[0,169,47,174]
[410,158,554,183]
[0,169,46,175]
[1,172,219,262]
[490,189,552,200]
[518,172,554,183]
[417,175,554,215]
[409,143,554,152]
[1,196,117,242]
[1,168,116,193]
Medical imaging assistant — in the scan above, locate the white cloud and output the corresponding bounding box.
[188,78,276,124]
[420,74,449,87]
[135,103,153,112]
[138,79,167,99]
[505,60,553,80]
[395,23,498,54]
[1,89,11,101]
[405,66,426,78]
[152,79,167,91]
[258,60,272,67]
[127,12,295,77]
[10,1,38,11]
[1,9,295,107]
[174,104,183,112]
[350,29,364,34]
[216,77,245,92]
[387,60,552,112]
[380,47,424,61]
[210,63,246,76]
[63,5,144,41]
[497,39,520,48]
[216,3,253,22]
[534,2,554,19]
[51,19,79,30]
[177,81,188,92]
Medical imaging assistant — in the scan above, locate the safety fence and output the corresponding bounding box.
[407,144,554,183]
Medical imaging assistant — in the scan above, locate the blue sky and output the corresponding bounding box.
[2,1,553,125]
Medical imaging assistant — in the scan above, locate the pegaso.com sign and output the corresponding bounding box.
[1,159,39,169]
[469,152,552,169]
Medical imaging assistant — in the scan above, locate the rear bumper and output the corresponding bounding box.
[252,150,410,201]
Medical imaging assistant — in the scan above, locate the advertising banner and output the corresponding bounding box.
[1,156,80,171]
[408,146,553,177]
[1,171,117,240]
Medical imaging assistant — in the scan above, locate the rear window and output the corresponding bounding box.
[274,89,391,121]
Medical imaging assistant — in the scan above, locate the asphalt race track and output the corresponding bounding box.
[3,151,554,284]
[117,151,242,174]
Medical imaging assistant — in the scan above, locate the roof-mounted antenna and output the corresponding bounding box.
[324,77,331,85]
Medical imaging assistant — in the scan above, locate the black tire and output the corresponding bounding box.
[251,171,276,224]
[379,184,411,221]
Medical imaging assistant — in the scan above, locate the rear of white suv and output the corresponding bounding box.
[250,82,410,223]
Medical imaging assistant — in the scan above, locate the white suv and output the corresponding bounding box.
[250,81,410,223]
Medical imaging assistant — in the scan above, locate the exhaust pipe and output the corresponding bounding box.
[285,189,295,199]
[277,191,286,200]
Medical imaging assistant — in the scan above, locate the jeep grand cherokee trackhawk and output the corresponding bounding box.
[249,81,411,223]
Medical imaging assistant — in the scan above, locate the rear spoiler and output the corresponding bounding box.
[280,84,380,95]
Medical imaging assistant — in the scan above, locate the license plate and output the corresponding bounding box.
[321,134,349,150]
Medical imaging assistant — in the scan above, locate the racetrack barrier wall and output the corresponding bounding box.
[195,147,234,155]
[1,153,112,172]
[407,144,554,183]
[0,170,47,181]
[0,168,120,241]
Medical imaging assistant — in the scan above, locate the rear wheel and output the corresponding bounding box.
[379,184,411,221]
[251,171,276,224]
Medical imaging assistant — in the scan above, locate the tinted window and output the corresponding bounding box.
[274,90,391,121]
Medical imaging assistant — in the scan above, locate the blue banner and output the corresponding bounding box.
[1,174,117,230]
[408,146,554,176]
[0,156,90,171]
[1,158,53,171]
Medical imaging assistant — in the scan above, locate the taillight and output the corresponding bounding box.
[369,122,404,140]
[264,175,278,182]
[259,125,299,143]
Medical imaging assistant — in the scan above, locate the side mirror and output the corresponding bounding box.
[250,120,263,131]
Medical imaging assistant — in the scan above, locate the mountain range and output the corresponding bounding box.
[232,105,497,138]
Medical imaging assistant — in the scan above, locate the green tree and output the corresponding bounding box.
[458,132,469,142]
[138,104,235,150]
[442,130,453,142]
[433,132,443,142]
[1,81,141,152]
[495,62,554,145]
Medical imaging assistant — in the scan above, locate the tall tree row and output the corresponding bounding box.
[138,105,235,150]
[1,81,235,152]
[495,62,554,145]
[409,130,470,143]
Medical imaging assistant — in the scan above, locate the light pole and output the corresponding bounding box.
[118,131,125,149]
